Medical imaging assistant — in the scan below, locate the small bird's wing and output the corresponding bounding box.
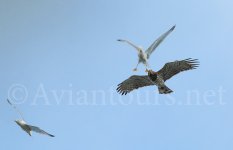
[7,99,24,120]
[117,39,141,52]
[145,25,176,58]
[29,125,55,137]
[117,75,155,95]
[158,58,199,81]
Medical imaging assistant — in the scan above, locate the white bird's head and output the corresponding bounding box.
[15,120,26,125]
[138,46,143,53]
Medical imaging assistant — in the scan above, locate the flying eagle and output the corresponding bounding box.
[7,99,55,137]
[117,25,175,71]
[117,58,199,95]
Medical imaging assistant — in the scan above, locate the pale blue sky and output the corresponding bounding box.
[1,0,233,150]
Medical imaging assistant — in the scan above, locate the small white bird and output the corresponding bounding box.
[7,99,55,137]
[118,25,176,71]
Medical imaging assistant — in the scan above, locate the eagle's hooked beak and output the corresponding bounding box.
[145,69,149,73]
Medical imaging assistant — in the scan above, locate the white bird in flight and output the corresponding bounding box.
[118,25,176,71]
[7,99,55,137]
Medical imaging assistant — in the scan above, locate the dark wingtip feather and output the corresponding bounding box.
[117,83,122,86]
[49,134,55,137]
[170,25,176,31]
[182,58,200,70]
[117,39,123,42]
[116,86,129,96]
[116,86,120,91]
[185,58,198,62]
[7,99,12,105]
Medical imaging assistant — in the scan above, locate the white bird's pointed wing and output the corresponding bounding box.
[29,125,55,137]
[145,25,176,58]
[7,99,25,120]
[117,39,141,52]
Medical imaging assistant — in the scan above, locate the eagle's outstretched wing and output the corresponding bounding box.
[117,75,154,95]
[145,25,175,59]
[158,58,199,81]
[29,125,55,137]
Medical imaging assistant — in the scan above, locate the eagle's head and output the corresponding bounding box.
[145,69,157,81]
[145,69,156,74]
